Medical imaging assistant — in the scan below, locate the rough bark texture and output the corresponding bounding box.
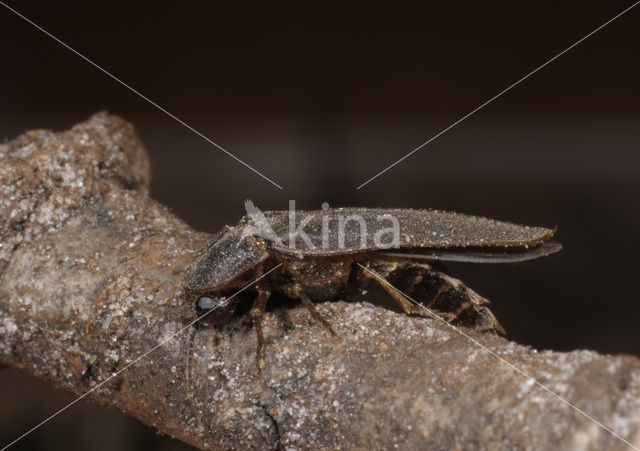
[1,113,639,450]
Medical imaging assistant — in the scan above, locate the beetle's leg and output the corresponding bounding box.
[250,286,271,371]
[358,263,437,318]
[298,294,338,337]
[282,280,340,337]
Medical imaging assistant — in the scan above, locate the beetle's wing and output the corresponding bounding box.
[261,208,556,256]
[377,240,562,263]
[183,225,269,293]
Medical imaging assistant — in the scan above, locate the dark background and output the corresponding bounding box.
[1,1,638,449]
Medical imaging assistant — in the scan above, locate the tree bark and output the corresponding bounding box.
[1,113,638,450]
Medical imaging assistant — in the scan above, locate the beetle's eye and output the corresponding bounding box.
[195,294,238,325]
[197,295,225,310]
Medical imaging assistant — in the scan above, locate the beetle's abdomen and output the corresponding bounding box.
[357,261,504,333]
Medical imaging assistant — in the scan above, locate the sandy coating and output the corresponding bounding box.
[182,207,556,291]
[261,208,555,256]
[182,227,269,292]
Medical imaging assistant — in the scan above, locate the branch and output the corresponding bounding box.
[1,113,639,450]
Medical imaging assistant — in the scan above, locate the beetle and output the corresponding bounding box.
[183,205,561,368]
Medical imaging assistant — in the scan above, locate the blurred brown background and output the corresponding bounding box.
[1,1,638,449]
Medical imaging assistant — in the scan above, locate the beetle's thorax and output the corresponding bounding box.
[278,255,354,301]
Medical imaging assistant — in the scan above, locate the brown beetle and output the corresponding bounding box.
[183,204,560,367]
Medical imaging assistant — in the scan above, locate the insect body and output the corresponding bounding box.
[183,207,560,367]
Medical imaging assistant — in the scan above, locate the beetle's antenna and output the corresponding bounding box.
[184,325,198,400]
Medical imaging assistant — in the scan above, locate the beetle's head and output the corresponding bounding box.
[195,292,239,325]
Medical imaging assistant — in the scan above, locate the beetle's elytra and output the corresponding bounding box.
[183,206,561,367]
